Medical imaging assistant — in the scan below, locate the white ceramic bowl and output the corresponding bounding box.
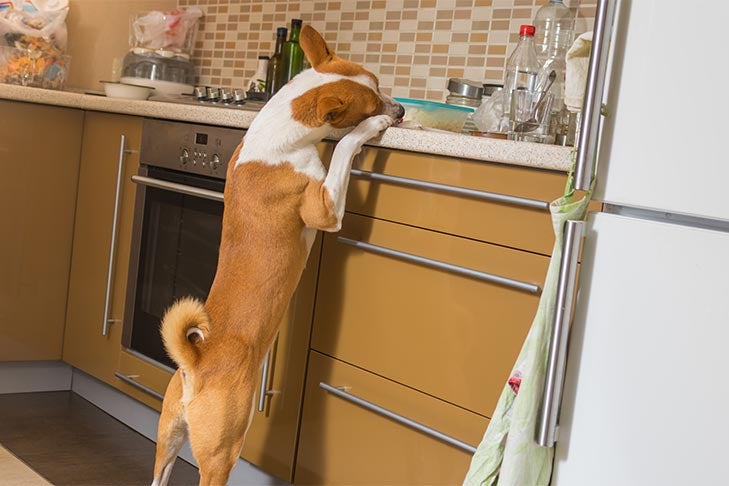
[100,80,154,100]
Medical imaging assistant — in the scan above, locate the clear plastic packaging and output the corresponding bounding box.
[129,7,202,56]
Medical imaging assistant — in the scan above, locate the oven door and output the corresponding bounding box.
[123,165,224,369]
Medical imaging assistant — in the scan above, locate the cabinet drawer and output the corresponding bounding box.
[326,144,564,255]
[312,213,548,416]
[296,351,486,485]
[115,349,171,411]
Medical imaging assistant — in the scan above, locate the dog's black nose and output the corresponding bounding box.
[395,103,405,120]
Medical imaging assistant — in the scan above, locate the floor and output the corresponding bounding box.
[0,391,200,485]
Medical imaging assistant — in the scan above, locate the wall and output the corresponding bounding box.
[177,0,596,101]
[66,0,177,91]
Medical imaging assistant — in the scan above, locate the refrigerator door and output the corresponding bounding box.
[595,0,729,221]
[551,212,729,485]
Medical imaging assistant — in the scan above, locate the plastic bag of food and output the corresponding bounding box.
[130,7,202,54]
[3,0,69,12]
[0,5,69,89]
[0,6,68,49]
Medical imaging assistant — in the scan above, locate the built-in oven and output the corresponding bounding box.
[122,118,244,369]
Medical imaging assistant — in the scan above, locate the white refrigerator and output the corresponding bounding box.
[550,0,729,484]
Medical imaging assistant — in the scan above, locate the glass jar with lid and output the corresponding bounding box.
[446,78,484,108]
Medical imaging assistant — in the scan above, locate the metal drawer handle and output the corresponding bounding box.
[574,0,617,190]
[131,175,224,202]
[257,349,275,412]
[350,168,550,211]
[102,135,132,337]
[114,372,164,401]
[536,220,585,447]
[337,236,541,295]
[320,382,476,454]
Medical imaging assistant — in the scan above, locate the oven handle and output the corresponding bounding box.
[103,135,132,337]
[131,175,225,202]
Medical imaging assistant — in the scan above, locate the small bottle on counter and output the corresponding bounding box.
[265,27,288,97]
[279,19,304,87]
[246,55,269,96]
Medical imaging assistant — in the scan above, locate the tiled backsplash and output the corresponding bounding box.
[177,0,595,102]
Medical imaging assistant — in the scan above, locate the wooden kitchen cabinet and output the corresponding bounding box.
[62,112,142,384]
[0,100,83,361]
[296,147,566,482]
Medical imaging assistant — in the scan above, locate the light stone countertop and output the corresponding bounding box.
[0,83,573,172]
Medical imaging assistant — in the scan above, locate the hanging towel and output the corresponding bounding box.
[463,166,592,486]
[564,31,593,113]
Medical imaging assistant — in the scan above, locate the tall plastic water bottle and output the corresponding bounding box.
[533,0,575,67]
[501,24,539,131]
[533,0,575,141]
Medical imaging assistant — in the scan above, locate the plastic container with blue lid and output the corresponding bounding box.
[395,97,474,133]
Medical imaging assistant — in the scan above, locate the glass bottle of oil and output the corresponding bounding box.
[279,19,304,87]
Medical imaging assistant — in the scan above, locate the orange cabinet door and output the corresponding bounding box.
[321,143,566,255]
[296,351,487,485]
[0,101,83,361]
[63,112,142,383]
[312,213,549,417]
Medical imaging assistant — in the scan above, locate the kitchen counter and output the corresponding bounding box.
[0,83,573,172]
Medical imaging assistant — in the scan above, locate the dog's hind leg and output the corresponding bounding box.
[185,382,256,486]
[152,371,190,486]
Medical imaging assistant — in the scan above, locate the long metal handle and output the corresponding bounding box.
[320,382,476,454]
[536,220,585,447]
[350,168,549,211]
[131,175,224,202]
[574,0,618,190]
[337,237,541,295]
[114,372,164,401]
[102,135,129,336]
[257,349,274,412]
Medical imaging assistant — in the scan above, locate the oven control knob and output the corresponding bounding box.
[179,148,190,166]
[211,154,221,171]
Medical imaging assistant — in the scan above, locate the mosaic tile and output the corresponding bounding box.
[179,0,595,101]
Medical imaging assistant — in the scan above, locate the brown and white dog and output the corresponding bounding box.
[150,26,404,486]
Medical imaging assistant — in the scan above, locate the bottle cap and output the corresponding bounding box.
[277,27,288,36]
[519,25,536,36]
[291,19,302,28]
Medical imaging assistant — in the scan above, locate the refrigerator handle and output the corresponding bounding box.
[574,0,618,191]
[536,220,585,447]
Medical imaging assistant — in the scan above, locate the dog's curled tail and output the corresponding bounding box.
[160,297,210,370]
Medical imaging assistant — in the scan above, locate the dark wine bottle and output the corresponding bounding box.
[265,27,288,97]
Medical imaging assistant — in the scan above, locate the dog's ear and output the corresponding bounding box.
[300,25,334,69]
[317,96,348,124]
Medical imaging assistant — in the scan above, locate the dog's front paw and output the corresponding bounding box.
[348,114,394,141]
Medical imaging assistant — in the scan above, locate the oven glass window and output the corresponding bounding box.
[130,180,222,368]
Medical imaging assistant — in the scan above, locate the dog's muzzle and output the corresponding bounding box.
[382,94,405,121]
